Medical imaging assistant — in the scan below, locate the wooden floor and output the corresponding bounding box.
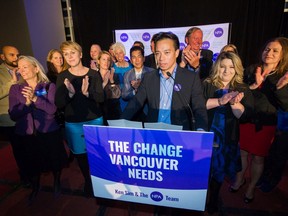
[0,140,287,216]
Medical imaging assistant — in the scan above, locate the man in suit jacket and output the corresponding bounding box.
[179,27,213,81]
[144,33,159,69]
[122,46,153,121]
[0,45,28,184]
[122,32,208,131]
[122,46,154,101]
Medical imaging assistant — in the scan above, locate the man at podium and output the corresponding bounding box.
[122,32,208,131]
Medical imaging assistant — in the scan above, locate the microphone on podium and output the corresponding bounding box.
[166,71,196,131]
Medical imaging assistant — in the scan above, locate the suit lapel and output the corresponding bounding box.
[130,68,136,80]
[171,67,184,110]
[153,70,161,109]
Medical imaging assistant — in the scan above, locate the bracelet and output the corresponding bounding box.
[218,98,222,106]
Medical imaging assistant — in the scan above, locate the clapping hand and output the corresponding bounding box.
[229,91,244,105]
[255,67,270,85]
[21,86,35,105]
[182,45,201,69]
[276,71,288,89]
[180,46,189,65]
[218,91,239,105]
[131,79,141,90]
[82,75,89,97]
[64,78,75,98]
[90,60,98,70]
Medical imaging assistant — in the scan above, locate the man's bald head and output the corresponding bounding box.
[1,46,19,68]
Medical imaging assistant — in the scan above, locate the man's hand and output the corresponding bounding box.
[183,47,201,69]
[131,79,141,90]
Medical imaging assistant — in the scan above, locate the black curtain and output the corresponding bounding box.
[71,0,285,68]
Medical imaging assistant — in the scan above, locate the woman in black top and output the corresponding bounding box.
[55,41,104,196]
[203,52,254,214]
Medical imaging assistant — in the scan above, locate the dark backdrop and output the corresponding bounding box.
[71,0,285,68]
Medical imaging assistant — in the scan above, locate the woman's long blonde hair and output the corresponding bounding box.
[205,52,244,89]
[18,55,50,84]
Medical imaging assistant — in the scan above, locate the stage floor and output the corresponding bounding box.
[1,140,287,216]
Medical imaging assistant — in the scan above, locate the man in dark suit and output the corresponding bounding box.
[144,33,159,69]
[179,27,213,81]
[122,32,208,131]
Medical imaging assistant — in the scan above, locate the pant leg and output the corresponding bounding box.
[264,130,288,185]
[0,126,27,180]
[75,153,93,196]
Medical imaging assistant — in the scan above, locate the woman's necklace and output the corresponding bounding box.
[265,70,277,77]
[262,65,277,79]
[117,61,127,68]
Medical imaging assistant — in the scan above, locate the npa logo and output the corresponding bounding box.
[214,28,224,37]
[213,53,220,62]
[202,41,210,49]
[124,56,130,62]
[150,191,163,202]
[120,33,129,42]
[142,32,151,41]
[180,42,185,50]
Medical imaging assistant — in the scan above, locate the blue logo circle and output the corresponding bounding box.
[120,33,129,42]
[213,53,220,61]
[142,32,151,42]
[180,42,185,50]
[202,41,210,49]
[150,191,163,202]
[124,56,130,62]
[214,28,224,37]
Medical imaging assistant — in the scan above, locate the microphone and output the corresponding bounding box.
[166,72,196,131]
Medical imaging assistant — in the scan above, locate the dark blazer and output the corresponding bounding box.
[203,81,254,143]
[144,53,157,69]
[122,66,154,101]
[121,66,208,131]
[244,64,288,127]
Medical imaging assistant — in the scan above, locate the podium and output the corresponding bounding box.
[83,125,214,211]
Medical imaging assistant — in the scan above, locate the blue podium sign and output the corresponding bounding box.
[83,125,214,211]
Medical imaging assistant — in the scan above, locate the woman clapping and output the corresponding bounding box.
[9,56,67,202]
[203,52,254,214]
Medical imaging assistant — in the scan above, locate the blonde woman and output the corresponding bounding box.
[112,42,133,111]
[98,51,121,124]
[55,41,104,197]
[112,42,133,85]
[203,52,254,214]
[9,56,67,201]
[46,49,69,83]
[220,44,239,55]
